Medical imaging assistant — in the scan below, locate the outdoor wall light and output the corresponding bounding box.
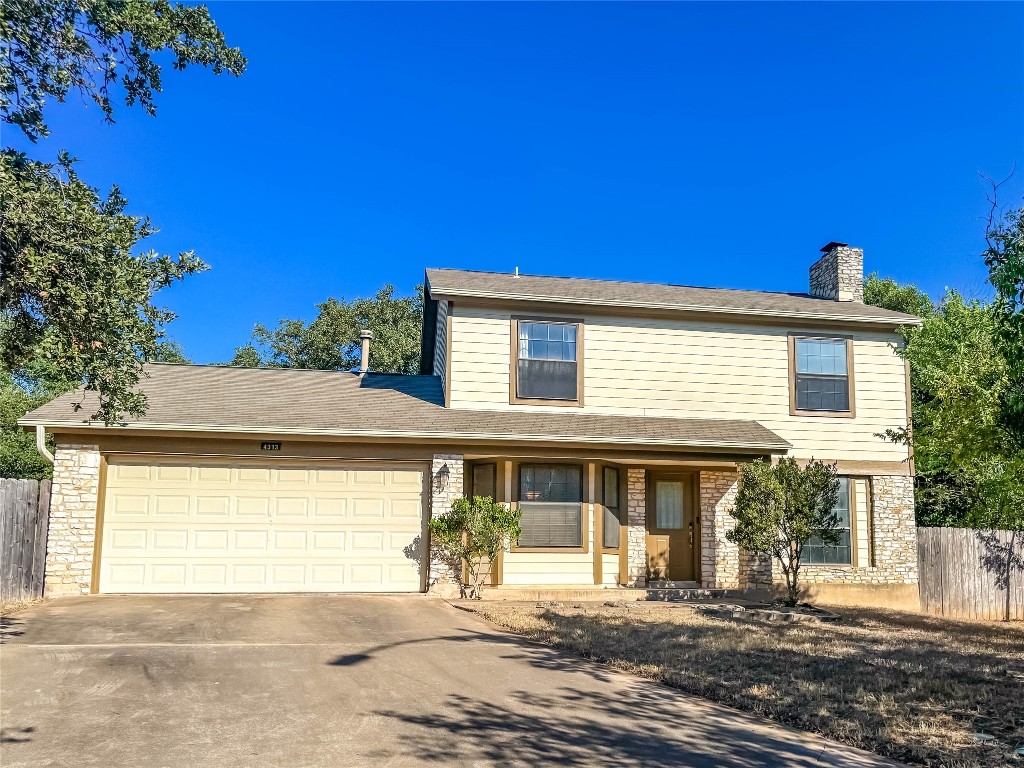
[436,463,450,491]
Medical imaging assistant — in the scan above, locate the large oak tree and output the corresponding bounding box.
[1,0,245,430]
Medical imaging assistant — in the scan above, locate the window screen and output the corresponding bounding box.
[518,464,583,548]
[472,464,497,501]
[804,477,852,565]
[795,338,850,412]
[517,322,578,401]
[602,467,620,549]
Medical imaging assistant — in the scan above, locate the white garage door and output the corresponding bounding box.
[99,456,427,594]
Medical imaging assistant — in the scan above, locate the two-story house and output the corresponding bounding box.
[21,243,921,607]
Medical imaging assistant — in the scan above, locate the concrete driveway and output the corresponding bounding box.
[1,595,900,767]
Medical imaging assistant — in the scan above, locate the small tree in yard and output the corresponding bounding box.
[727,458,841,606]
[428,496,521,599]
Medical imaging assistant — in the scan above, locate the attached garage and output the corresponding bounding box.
[97,456,428,594]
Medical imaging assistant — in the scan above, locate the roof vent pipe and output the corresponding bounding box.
[359,329,373,376]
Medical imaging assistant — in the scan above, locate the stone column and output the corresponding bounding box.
[625,468,647,587]
[870,475,918,583]
[427,454,464,596]
[699,470,741,589]
[45,443,101,597]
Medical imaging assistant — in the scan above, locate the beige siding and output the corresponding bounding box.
[501,502,594,586]
[449,306,910,462]
[432,300,448,387]
[602,553,620,586]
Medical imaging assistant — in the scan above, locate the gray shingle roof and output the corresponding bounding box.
[425,268,922,326]
[20,364,789,452]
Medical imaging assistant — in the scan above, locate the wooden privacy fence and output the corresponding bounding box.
[1,479,51,603]
[918,527,1024,621]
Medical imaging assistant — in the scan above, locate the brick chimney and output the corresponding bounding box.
[809,242,864,302]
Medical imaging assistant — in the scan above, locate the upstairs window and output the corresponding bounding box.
[793,337,851,413]
[518,464,583,549]
[804,477,852,565]
[514,321,581,403]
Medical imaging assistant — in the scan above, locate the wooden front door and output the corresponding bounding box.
[646,473,698,582]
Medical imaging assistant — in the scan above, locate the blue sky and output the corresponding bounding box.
[9,2,1024,363]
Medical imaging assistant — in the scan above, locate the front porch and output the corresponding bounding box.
[430,453,767,592]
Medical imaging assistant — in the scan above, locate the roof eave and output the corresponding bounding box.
[18,418,791,453]
[427,287,924,328]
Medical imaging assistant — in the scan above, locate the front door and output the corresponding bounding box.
[646,473,697,582]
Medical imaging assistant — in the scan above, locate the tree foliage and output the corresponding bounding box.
[231,286,423,374]
[1,150,206,423]
[1,0,247,141]
[727,458,840,606]
[867,199,1024,532]
[2,368,56,479]
[863,273,934,317]
[984,202,1024,447]
[884,291,1023,529]
[428,495,521,599]
[151,339,189,364]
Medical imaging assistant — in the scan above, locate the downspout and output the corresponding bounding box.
[35,424,54,464]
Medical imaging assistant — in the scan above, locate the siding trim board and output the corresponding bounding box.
[27,421,787,452]
[89,455,108,594]
[444,302,453,408]
[427,289,921,329]
[589,462,601,584]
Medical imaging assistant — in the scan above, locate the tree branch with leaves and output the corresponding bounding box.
[0,150,206,423]
[231,286,424,374]
[0,0,243,428]
[1,0,247,141]
[727,458,840,606]
[428,495,521,599]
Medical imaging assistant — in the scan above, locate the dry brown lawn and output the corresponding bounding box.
[476,603,1024,767]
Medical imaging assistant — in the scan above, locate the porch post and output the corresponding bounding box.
[428,453,464,596]
[699,470,741,589]
[625,468,647,587]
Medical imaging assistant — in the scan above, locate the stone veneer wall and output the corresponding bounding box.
[809,244,864,303]
[45,443,101,597]
[427,454,464,592]
[739,550,773,589]
[697,471,917,591]
[625,468,647,587]
[798,475,918,585]
[699,470,741,589]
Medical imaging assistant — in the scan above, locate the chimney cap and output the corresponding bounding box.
[359,329,374,340]
[820,241,849,253]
